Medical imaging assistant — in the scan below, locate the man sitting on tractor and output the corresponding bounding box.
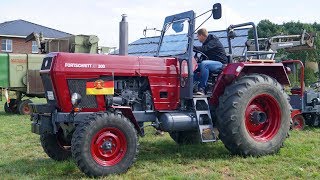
[193,28,228,95]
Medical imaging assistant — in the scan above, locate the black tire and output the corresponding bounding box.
[40,129,71,161]
[304,113,320,127]
[71,112,139,177]
[4,99,17,113]
[4,102,10,113]
[216,74,291,156]
[169,131,201,144]
[17,99,32,115]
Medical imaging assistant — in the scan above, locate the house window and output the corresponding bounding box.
[32,41,39,53]
[1,39,12,52]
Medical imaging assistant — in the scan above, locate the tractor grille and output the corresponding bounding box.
[67,79,98,108]
[41,57,53,70]
[41,73,56,105]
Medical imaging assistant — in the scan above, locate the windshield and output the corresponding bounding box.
[158,18,190,57]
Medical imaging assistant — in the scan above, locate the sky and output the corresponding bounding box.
[1,0,319,47]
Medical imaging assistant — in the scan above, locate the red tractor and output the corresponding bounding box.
[30,4,291,177]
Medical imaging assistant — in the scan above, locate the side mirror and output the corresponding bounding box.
[212,3,222,19]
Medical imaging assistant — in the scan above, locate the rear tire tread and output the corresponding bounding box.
[216,74,291,156]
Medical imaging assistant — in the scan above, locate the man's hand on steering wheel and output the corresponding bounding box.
[193,47,209,63]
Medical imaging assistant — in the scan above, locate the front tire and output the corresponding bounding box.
[71,112,138,177]
[4,99,17,113]
[17,99,32,115]
[40,129,71,161]
[216,74,291,156]
[304,113,320,127]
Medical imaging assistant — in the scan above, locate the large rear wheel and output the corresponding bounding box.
[216,74,291,156]
[71,112,138,177]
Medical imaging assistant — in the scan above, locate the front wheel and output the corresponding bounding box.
[71,112,138,177]
[304,113,320,127]
[292,114,305,130]
[40,128,71,161]
[216,74,291,156]
[4,99,17,113]
[17,99,32,115]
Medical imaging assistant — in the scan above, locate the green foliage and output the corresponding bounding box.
[256,20,281,38]
[288,72,300,88]
[304,67,318,86]
[253,20,320,80]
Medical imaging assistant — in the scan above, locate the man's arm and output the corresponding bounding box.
[193,45,201,51]
[194,39,218,52]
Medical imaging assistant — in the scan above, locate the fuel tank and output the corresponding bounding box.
[159,112,198,132]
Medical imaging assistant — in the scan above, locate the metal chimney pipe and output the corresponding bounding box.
[119,14,128,55]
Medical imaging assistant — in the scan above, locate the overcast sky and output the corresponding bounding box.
[1,0,319,47]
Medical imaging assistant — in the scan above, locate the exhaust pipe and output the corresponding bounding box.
[119,14,128,55]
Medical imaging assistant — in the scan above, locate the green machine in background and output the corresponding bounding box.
[45,35,100,54]
[26,33,107,54]
[0,53,45,115]
[1,34,112,115]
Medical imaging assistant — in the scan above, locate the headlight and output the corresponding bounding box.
[71,93,82,106]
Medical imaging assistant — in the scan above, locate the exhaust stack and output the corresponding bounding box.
[119,14,128,55]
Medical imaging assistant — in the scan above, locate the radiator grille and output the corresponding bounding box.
[41,57,53,70]
[41,73,56,104]
[67,79,98,108]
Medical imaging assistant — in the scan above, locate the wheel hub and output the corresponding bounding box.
[91,127,127,166]
[101,141,113,151]
[245,94,281,142]
[251,111,267,124]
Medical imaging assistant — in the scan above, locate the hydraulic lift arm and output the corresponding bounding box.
[262,30,316,52]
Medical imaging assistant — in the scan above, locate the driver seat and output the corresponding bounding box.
[206,66,225,95]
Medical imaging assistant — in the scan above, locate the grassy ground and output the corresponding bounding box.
[0,102,320,179]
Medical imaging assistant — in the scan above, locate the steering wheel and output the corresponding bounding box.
[193,49,209,63]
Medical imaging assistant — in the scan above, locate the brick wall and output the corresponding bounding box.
[0,36,37,54]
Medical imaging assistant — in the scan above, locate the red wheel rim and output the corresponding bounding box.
[91,127,127,166]
[23,104,31,114]
[292,115,304,130]
[245,94,281,142]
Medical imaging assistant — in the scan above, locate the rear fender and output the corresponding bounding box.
[210,62,290,106]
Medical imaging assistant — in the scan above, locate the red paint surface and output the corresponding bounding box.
[91,127,127,166]
[244,94,281,142]
[45,52,291,113]
[44,53,197,112]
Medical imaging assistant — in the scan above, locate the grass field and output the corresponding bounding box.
[0,102,320,179]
